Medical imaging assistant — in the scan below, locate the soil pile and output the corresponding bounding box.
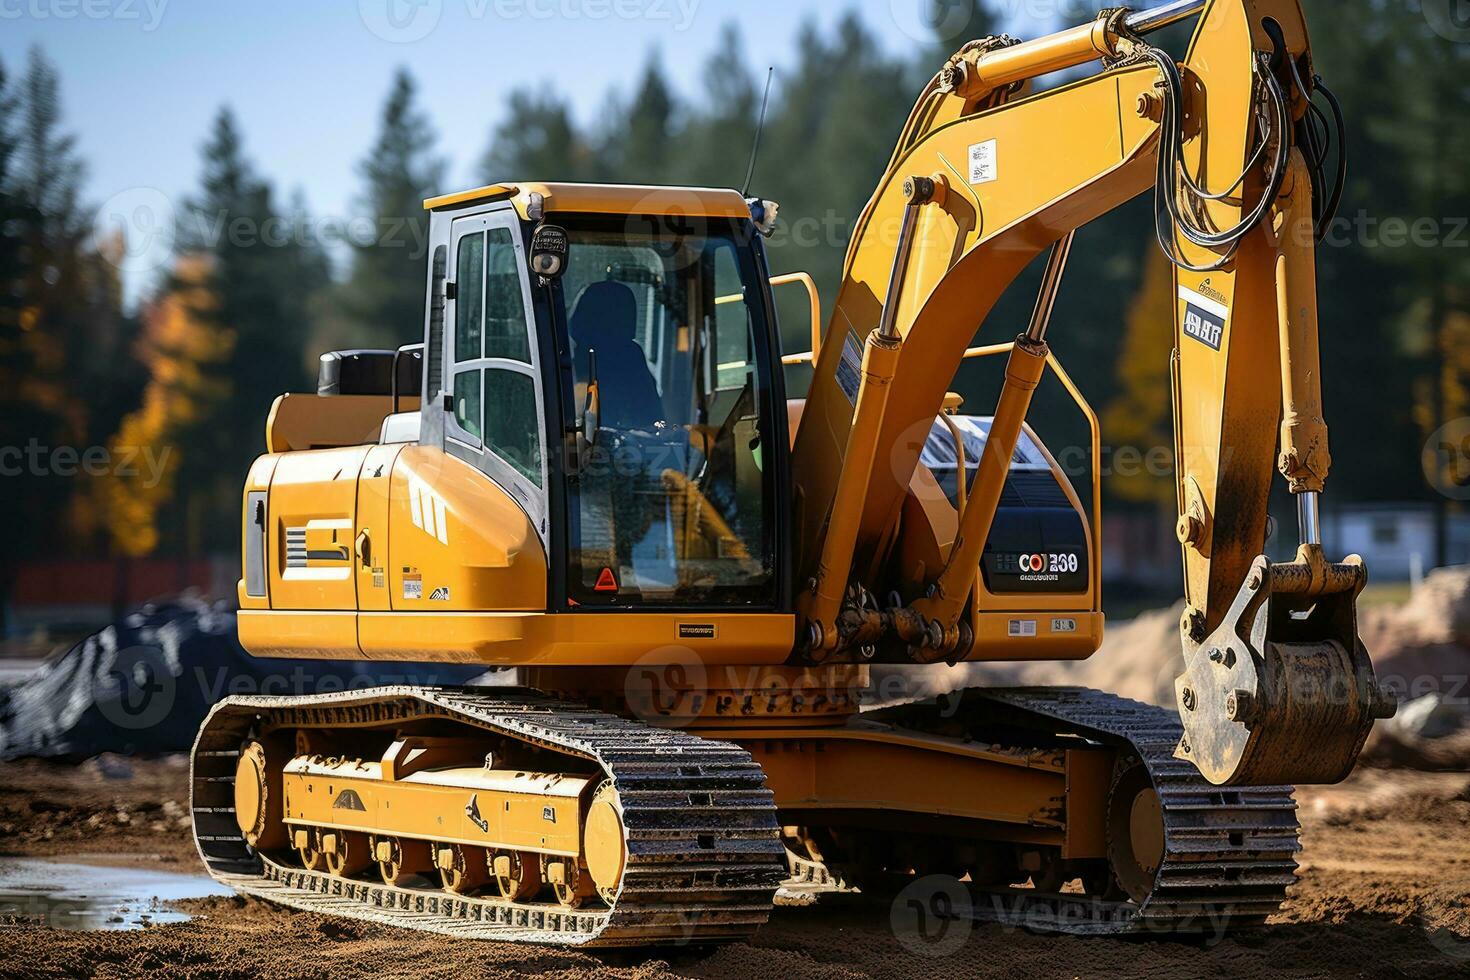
[871,567,1470,769]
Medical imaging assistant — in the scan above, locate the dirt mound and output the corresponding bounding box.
[868,602,1185,710]
[0,598,482,761]
[871,568,1470,770]
[1362,568,1470,702]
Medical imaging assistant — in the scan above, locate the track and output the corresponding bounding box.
[189,686,787,946]
[953,687,1302,935]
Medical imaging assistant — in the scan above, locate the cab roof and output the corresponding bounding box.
[423,181,752,220]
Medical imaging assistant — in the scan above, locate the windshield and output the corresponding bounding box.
[560,216,775,606]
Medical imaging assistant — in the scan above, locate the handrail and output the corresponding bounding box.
[719,271,824,368]
[951,340,1104,614]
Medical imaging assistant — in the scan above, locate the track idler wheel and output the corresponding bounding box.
[583,782,626,904]
[1106,762,1164,903]
[233,739,290,852]
[491,850,540,902]
[437,843,489,895]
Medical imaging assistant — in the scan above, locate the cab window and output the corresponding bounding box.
[560,217,774,606]
[449,221,545,492]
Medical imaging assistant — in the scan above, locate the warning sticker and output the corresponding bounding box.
[835,330,863,406]
[968,139,998,184]
[1052,618,1078,634]
[1179,285,1229,351]
[1008,619,1037,638]
[403,572,422,600]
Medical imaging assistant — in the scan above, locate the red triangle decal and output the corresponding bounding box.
[594,567,618,593]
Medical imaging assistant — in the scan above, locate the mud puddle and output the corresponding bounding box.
[0,858,230,931]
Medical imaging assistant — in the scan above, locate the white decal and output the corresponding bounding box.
[835,330,864,407]
[968,139,998,184]
[408,475,449,545]
[1052,618,1078,634]
[1008,619,1037,638]
[1178,284,1230,320]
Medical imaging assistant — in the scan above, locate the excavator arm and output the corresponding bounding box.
[788,0,1395,785]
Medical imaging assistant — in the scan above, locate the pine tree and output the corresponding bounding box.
[679,25,758,188]
[479,89,593,182]
[169,107,327,554]
[0,55,36,632]
[340,69,445,351]
[606,53,678,183]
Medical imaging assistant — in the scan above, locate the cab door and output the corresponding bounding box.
[355,444,403,615]
[441,207,550,545]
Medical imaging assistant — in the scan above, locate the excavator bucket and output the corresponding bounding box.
[1174,545,1397,786]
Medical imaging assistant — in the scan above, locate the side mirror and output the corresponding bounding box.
[529,223,568,281]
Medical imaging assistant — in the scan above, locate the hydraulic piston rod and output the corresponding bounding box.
[950,0,1206,93]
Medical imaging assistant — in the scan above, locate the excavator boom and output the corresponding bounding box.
[787,0,1394,784]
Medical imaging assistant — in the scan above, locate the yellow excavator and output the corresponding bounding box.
[192,0,1397,945]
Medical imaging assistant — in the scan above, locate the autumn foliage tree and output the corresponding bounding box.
[100,254,230,557]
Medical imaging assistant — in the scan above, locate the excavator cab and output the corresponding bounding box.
[552,212,780,606]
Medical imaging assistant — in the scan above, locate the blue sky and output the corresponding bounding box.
[1,0,1092,300]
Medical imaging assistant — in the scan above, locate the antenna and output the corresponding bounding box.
[741,67,775,198]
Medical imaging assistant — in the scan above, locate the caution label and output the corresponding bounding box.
[1008,619,1037,638]
[835,330,863,406]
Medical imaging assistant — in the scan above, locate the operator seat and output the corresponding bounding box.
[569,281,664,431]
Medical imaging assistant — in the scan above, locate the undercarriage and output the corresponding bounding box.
[191,679,1300,945]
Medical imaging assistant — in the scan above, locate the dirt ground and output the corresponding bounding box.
[1,759,1468,979]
